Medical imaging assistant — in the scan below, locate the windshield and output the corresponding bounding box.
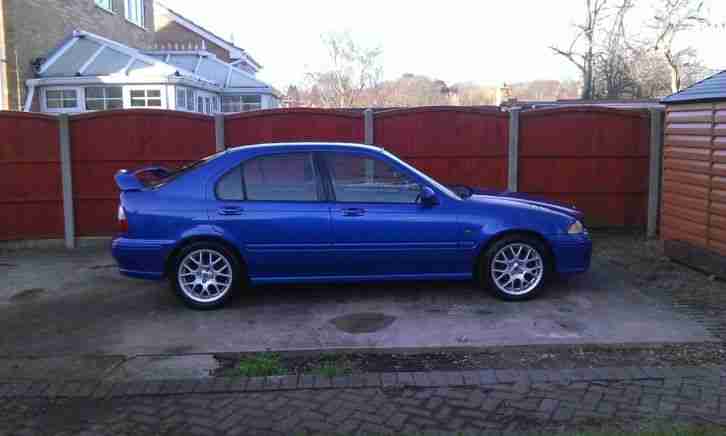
[381,149,460,200]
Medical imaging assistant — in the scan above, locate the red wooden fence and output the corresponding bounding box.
[0,106,652,241]
[0,112,63,240]
[374,107,508,190]
[519,107,650,227]
[69,110,215,236]
[226,108,364,145]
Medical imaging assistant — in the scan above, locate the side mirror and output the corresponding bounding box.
[420,186,439,206]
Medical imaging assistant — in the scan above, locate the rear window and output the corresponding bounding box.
[146,150,227,188]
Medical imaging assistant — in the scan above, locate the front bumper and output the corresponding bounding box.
[111,237,173,280]
[547,233,592,274]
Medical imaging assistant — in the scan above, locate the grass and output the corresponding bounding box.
[559,425,725,436]
[233,353,286,377]
[309,353,354,378]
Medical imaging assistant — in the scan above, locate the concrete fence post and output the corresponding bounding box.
[364,108,374,145]
[507,108,520,192]
[647,108,665,239]
[58,114,75,249]
[214,114,225,152]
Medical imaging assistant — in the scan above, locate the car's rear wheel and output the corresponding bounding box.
[479,234,551,301]
[170,241,242,310]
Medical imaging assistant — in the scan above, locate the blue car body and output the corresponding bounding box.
[112,143,591,285]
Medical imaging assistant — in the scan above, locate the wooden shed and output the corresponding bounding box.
[660,71,726,277]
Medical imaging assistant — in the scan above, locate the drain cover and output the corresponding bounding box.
[330,312,396,334]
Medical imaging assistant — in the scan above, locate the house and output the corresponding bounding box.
[28,29,279,114]
[153,2,260,75]
[1,0,278,114]
[0,0,154,111]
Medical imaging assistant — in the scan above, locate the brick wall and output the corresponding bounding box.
[1,0,154,110]
[154,11,231,62]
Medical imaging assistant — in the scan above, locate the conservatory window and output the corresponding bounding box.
[222,95,262,113]
[45,88,79,112]
[85,86,123,110]
[186,88,195,111]
[176,87,187,110]
[129,88,162,107]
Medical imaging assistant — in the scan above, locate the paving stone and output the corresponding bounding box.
[478,370,497,385]
[397,372,415,387]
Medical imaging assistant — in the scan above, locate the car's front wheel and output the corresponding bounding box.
[170,241,242,310]
[480,234,551,301]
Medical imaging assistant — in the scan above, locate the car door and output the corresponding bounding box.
[212,151,333,279]
[323,151,468,277]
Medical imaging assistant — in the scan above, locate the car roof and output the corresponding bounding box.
[225,142,384,154]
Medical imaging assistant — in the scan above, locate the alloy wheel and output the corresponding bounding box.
[177,249,234,303]
[490,242,544,296]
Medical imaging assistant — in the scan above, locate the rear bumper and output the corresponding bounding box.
[547,233,592,274]
[111,237,173,280]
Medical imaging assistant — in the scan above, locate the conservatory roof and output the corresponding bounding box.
[145,51,269,89]
[35,30,273,92]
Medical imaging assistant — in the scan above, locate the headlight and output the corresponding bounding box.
[567,220,584,234]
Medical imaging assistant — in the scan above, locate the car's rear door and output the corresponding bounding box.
[322,151,467,277]
[212,151,333,279]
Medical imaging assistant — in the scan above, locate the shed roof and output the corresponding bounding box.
[661,71,726,104]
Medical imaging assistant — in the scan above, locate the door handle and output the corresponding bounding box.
[342,208,366,217]
[218,206,244,216]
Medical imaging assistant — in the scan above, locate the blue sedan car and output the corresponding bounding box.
[112,143,591,309]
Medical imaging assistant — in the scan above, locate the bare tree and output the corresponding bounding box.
[550,0,612,99]
[593,0,637,98]
[651,0,709,92]
[305,32,383,108]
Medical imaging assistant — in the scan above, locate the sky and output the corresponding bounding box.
[162,0,726,90]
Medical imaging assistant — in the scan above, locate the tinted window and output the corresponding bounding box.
[215,166,244,200]
[325,153,421,203]
[243,153,319,201]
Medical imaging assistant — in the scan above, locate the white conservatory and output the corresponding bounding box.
[26,30,280,115]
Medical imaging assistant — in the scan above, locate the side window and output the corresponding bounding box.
[325,153,421,203]
[215,166,244,200]
[243,153,319,201]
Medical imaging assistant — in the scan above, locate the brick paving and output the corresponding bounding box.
[1,366,726,435]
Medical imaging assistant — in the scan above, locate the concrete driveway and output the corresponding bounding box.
[0,240,714,357]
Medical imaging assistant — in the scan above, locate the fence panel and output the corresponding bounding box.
[69,110,215,236]
[0,112,62,240]
[519,107,650,227]
[373,107,509,190]
[225,108,364,146]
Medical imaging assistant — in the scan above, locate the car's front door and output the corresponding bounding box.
[323,151,468,277]
[212,151,333,279]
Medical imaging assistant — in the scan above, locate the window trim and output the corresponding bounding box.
[214,152,325,203]
[43,86,82,113]
[321,151,425,205]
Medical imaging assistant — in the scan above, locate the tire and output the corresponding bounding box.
[169,241,243,310]
[479,233,551,301]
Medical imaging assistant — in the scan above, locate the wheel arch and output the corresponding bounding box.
[473,229,555,281]
[164,234,247,278]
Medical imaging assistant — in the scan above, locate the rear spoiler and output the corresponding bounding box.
[114,166,171,191]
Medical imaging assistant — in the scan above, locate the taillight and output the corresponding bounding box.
[118,205,129,233]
